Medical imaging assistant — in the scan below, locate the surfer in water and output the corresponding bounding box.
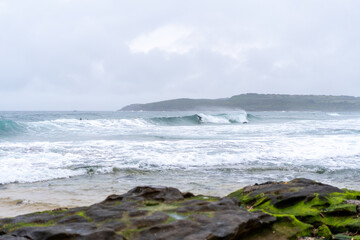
[196,114,202,122]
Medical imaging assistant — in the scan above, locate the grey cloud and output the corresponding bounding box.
[0,0,359,110]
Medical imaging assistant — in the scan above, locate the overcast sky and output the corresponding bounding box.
[1,0,359,110]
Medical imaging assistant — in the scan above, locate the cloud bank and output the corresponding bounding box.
[0,0,359,110]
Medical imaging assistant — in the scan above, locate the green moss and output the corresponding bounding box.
[75,211,92,222]
[116,210,192,239]
[250,194,326,217]
[324,204,358,215]
[163,215,179,224]
[202,212,215,218]
[315,224,332,239]
[116,212,132,226]
[140,202,179,213]
[229,186,360,235]
[326,190,360,206]
[144,201,159,206]
[321,216,360,233]
[185,211,215,219]
[228,190,266,206]
[27,208,68,216]
[227,189,244,199]
[1,220,55,233]
[272,215,313,238]
[333,233,360,240]
[111,200,125,206]
[120,228,142,239]
[138,196,220,217]
[288,187,302,192]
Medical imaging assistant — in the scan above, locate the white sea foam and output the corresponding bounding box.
[198,114,230,124]
[198,111,247,124]
[23,118,151,140]
[29,118,149,131]
[1,111,360,187]
[1,128,360,184]
[327,112,341,117]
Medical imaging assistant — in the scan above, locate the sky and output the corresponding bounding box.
[0,0,359,110]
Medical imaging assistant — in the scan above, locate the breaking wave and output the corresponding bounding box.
[150,111,249,125]
[1,110,360,187]
[0,120,25,137]
[0,111,250,141]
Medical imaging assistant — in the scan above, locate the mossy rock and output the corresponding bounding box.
[0,186,276,240]
[272,215,313,238]
[228,178,360,236]
[315,224,332,239]
[333,234,360,240]
[3,181,360,240]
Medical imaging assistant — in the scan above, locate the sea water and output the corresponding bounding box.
[1,111,360,217]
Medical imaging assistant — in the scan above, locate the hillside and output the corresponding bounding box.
[120,93,360,111]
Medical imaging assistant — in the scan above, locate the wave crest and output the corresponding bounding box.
[0,120,25,136]
[150,111,249,125]
[198,112,248,124]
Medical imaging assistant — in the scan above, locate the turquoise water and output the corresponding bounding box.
[1,110,360,191]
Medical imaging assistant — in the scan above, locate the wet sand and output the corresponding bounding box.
[0,177,111,218]
[0,172,243,218]
[2,170,359,218]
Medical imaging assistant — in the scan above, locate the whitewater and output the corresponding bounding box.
[1,110,360,217]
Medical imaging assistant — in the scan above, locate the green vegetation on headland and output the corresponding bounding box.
[1,179,360,239]
[120,93,360,111]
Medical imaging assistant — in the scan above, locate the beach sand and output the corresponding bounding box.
[0,172,243,218]
[2,169,360,218]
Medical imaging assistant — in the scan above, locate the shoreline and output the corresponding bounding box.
[1,172,360,219]
[0,173,247,218]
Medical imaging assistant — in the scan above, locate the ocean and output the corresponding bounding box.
[1,110,360,217]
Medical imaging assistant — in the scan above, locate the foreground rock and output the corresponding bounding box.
[0,186,274,240]
[229,178,360,239]
[1,179,360,239]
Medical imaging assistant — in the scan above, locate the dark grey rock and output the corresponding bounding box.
[101,221,126,231]
[104,186,185,203]
[79,229,125,240]
[0,236,29,240]
[10,223,125,240]
[0,185,275,240]
[85,204,124,222]
[139,209,275,240]
[175,198,239,213]
[128,210,148,217]
[58,215,89,224]
[241,178,343,208]
[13,223,96,239]
[132,211,168,228]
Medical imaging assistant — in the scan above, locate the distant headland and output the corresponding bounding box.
[120,93,360,111]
